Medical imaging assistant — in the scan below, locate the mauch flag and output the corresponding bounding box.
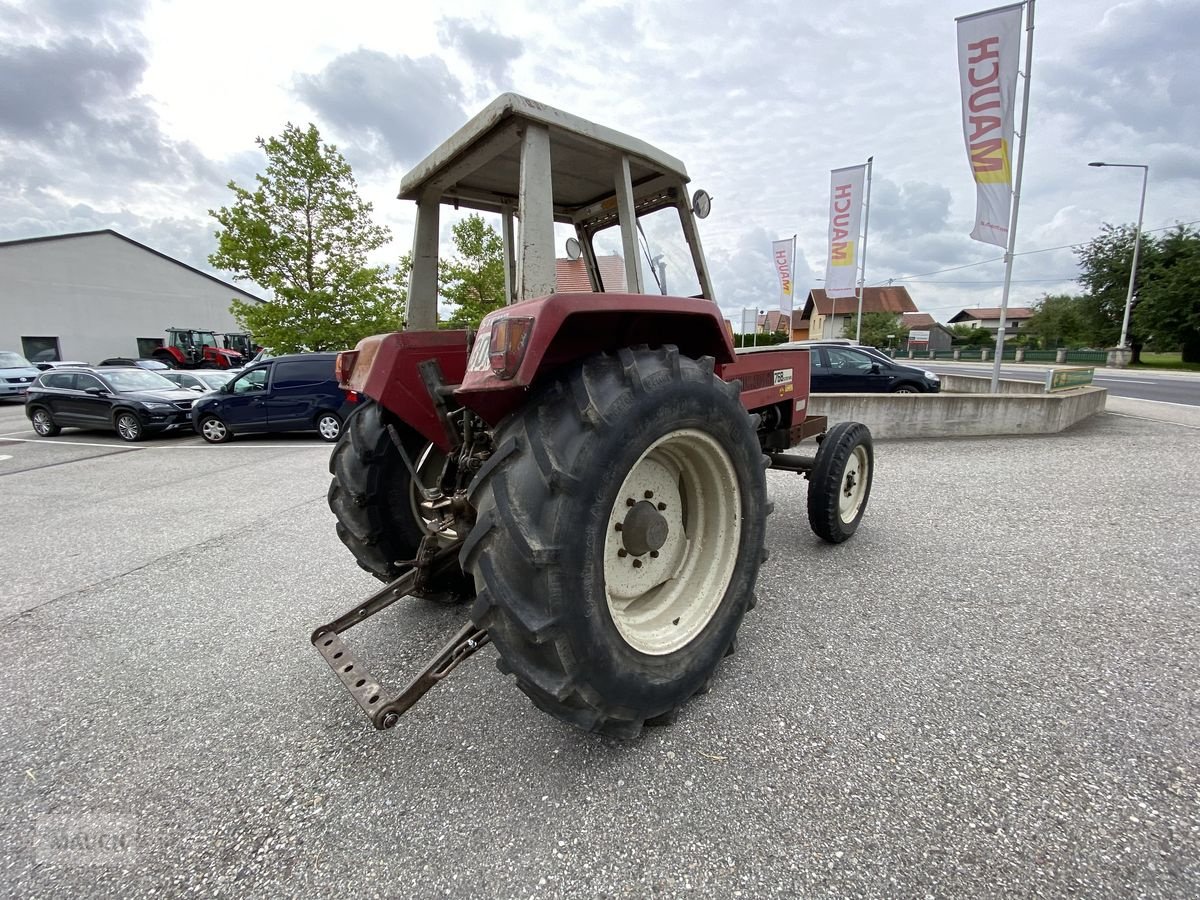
[826,164,866,298]
[957,2,1022,247]
[771,239,795,315]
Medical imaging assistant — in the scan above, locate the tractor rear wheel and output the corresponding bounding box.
[327,400,471,604]
[462,346,768,738]
[807,421,874,544]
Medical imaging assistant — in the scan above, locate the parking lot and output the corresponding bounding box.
[1,398,1197,898]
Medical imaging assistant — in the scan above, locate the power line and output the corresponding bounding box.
[870,218,1200,286]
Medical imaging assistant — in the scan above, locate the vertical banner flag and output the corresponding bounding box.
[957,3,1022,247]
[771,239,795,317]
[826,165,866,298]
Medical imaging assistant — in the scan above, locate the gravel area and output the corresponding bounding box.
[1,411,1196,898]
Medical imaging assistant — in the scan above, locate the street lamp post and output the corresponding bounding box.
[1088,161,1149,352]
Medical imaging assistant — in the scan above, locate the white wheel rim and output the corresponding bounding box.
[319,416,340,439]
[203,418,226,441]
[604,429,741,656]
[838,445,869,524]
[33,411,50,434]
[117,415,139,440]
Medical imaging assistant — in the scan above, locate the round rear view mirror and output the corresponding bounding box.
[692,189,712,219]
[565,237,582,261]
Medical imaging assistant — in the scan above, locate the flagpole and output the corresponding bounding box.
[990,0,1035,393]
[855,156,874,344]
[790,233,797,339]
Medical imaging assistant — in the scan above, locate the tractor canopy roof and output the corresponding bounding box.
[398,93,691,221]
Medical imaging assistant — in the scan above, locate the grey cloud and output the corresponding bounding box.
[0,38,144,139]
[295,50,468,170]
[438,18,523,85]
[871,179,954,240]
[1040,0,1200,144]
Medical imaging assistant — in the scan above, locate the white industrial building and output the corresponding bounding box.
[0,230,264,363]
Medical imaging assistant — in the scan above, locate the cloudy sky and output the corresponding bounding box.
[2,0,1197,325]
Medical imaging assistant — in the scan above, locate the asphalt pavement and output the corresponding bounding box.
[0,403,1197,898]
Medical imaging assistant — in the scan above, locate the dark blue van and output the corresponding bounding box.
[190,352,354,443]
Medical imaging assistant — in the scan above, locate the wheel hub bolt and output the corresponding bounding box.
[632,559,643,568]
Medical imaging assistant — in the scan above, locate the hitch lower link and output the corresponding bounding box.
[309,540,489,730]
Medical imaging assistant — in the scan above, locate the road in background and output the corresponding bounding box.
[917,361,1200,406]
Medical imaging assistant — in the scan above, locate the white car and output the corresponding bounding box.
[0,350,41,399]
[160,369,237,393]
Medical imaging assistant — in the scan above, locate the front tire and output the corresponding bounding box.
[199,414,231,444]
[462,346,769,738]
[114,411,144,442]
[807,422,874,543]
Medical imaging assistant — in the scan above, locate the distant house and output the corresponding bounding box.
[756,310,790,335]
[796,287,918,340]
[555,255,628,292]
[901,312,955,352]
[948,307,1036,334]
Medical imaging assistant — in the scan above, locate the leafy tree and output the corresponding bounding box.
[843,312,908,349]
[1132,225,1200,361]
[1074,223,1163,361]
[948,323,994,347]
[209,123,406,352]
[440,214,506,329]
[1025,293,1089,348]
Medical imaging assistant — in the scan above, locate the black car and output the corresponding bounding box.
[190,352,354,443]
[809,345,940,393]
[25,366,201,442]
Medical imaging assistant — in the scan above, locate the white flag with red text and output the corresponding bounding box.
[771,239,795,316]
[957,2,1022,247]
[825,165,866,298]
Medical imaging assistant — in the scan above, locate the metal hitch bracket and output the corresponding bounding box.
[310,540,489,730]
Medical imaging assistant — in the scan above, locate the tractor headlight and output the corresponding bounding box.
[487,316,534,380]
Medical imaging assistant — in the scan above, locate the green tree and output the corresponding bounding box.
[209,122,406,352]
[1025,293,1089,348]
[440,214,506,329]
[948,323,994,347]
[1132,225,1200,361]
[843,312,908,349]
[1074,223,1163,361]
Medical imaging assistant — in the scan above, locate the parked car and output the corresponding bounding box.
[1,351,41,399]
[160,370,236,393]
[809,345,940,393]
[97,357,172,371]
[34,360,90,371]
[190,352,354,443]
[25,366,202,441]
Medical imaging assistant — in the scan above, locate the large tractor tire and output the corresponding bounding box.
[462,346,769,738]
[327,400,471,604]
[807,421,873,544]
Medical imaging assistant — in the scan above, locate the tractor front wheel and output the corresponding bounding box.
[462,346,768,738]
[807,422,874,544]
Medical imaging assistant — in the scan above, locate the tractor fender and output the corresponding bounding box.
[455,292,735,425]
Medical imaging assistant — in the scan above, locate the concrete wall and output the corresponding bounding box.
[940,373,1046,395]
[0,233,261,362]
[808,385,1107,438]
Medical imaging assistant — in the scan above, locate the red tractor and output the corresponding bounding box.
[312,95,875,738]
[153,328,244,369]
